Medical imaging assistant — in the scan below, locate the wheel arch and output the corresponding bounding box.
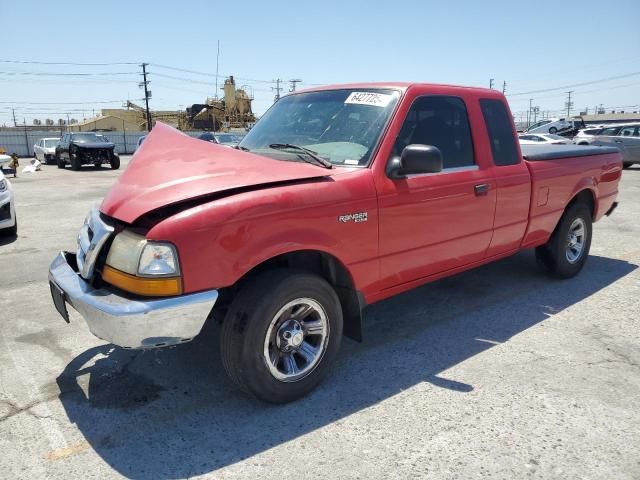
[568,188,596,220]
[218,249,364,342]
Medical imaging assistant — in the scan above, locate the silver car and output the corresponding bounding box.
[588,123,640,169]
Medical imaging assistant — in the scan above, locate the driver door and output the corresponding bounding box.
[376,93,497,287]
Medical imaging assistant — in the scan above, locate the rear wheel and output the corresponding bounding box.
[623,162,633,169]
[549,127,558,134]
[535,202,592,278]
[220,270,343,403]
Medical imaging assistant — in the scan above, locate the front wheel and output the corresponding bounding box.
[549,127,558,134]
[220,270,343,403]
[56,154,65,169]
[535,202,592,278]
[623,162,633,169]
[70,154,81,171]
[110,155,120,170]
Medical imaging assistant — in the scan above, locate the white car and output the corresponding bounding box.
[518,133,572,145]
[526,118,574,134]
[573,126,607,145]
[33,137,60,164]
[0,166,17,236]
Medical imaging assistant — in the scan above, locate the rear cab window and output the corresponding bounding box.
[480,98,520,166]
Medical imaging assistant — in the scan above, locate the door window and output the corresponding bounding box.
[619,126,639,137]
[392,96,475,169]
[600,127,621,136]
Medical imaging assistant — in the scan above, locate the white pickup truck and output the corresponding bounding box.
[34,137,60,164]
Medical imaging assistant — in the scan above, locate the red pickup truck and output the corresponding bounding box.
[49,83,621,403]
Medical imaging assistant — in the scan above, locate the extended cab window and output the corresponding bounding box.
[392,96,475,169]
[480,98,519,166]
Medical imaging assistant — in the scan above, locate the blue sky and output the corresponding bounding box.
[2,0,639,126]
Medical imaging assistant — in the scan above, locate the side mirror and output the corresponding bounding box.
[387,144,443,179]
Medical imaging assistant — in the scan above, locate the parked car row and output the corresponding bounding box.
[0,154,17,236]
[518,119,640,169]
[572,122,640,169]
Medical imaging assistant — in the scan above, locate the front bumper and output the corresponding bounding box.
[0,189,15,229]
[48,251,218,349]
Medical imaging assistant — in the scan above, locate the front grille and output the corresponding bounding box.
[77,208,114,280]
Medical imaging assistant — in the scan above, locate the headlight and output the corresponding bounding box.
[104,230,182,296]
[0,179,6,192]
[105,230,147,274]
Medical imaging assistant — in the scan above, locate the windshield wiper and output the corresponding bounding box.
[235,145,251,152]
[268,143,333,169]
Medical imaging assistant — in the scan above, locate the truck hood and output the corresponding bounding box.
[100,122,333,224]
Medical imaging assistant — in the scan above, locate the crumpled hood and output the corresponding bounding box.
[100,122,332,223]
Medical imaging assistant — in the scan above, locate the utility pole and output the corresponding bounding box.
[527,98,533,128]
[12,108,17,127]
[23,118,29,156]
[66,113,70,131]
[565,91,574,118]
[502,81,507,95]
[215,40,220,99]
[489,78,494,89]
[272,78,283,103]
[140,63,152,131]
[289,79,302,92]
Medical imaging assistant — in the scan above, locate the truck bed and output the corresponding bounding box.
[521,144,620,161]
[521,145,621,248]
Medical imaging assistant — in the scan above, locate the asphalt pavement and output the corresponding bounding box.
[1,157,639,479]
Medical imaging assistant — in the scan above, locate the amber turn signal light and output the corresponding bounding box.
[102,265,182,297]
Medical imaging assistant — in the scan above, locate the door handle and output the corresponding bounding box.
[474,183,490,196]
[614,140,623,143]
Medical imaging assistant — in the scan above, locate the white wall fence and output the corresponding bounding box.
[0,130,205,157]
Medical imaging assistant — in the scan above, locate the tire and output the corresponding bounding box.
[623,162,633,169]
[220,269,343,404]
[70,154,81,171]
[8,215,17,236]
[549,127,558,134]
[110,155,120,170]
[56,154,65,169]
[535,202,592,279]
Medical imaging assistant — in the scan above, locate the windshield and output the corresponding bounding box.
[239,88,400,166]
[44,139,59,148]
[216,134,244,145]
[71,133,102,143]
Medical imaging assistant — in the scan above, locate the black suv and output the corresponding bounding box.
[55,133,120,170]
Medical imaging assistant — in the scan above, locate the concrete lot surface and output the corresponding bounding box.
[0,157,639,479]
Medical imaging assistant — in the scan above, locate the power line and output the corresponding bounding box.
[0,71,138,76]
[0,59,138,66]
[149,63,274,84]
[508,71,640,96]
[0,99,132,105]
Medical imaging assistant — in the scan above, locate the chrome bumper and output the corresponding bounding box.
[48,251,218,349]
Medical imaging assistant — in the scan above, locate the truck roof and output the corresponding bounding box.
[297,82,501,96]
